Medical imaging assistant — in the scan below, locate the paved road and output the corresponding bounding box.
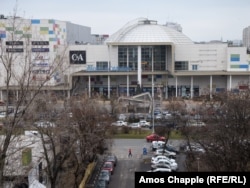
[107,139,186,188]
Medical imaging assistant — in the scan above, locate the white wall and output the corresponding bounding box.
[175,43,228,71]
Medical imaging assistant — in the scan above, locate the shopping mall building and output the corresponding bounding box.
[0,17,249,101]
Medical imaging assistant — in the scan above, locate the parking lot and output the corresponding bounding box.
[86,138,187,188]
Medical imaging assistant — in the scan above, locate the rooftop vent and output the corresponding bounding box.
[138,19,157,25]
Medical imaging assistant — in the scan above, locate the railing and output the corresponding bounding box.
[87,66,132,72]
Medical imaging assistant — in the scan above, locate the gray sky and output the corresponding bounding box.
[1,0,250,42]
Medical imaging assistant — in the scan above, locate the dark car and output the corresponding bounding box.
[98,170,111,184]
[95,179,108,188]
[146,133,166,142]
[106,154,118,167]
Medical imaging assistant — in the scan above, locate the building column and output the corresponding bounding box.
[108,75,110,99]
[191,76,193,99]
[88,75,91,98]
[67,90,70,98]
[127,75,129,97]
[229,75,232,91]
[137,46,142,87]
[210,75,213,99]
[0,90,2,101]
[165,76,168,99]
[175,76,178,98]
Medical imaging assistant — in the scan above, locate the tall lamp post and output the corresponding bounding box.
[152,80,155,133]
[197,157,200,172]
[151,47,155,134]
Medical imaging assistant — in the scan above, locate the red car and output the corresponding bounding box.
[102,161,114,175]
[146,133,166,142]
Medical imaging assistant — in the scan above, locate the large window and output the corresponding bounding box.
[128,47,138,70]
[141,46,152,70]
[141,45,166,71]
[118,47,127,67]
[118,46,138,69]
[175,61,188,70]
[118,45,166,71]
[153,46,166,70]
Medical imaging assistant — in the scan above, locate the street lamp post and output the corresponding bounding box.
[152,82,155,133]
[197,157,200,172]
[151,47,155,133]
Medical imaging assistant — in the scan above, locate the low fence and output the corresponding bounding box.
[79,162,96,188]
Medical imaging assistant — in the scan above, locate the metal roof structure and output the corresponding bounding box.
[105,17,194,45]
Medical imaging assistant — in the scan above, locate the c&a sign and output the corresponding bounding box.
[69,51,86,64]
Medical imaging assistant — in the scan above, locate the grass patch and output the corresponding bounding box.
[169,130,183,139]
[113,129,152,139]
[113,128,184,139]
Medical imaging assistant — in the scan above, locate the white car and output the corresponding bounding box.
[128,122,141,128]
[151,155,176,164]
[111,120,127,126]
[34,121,55,128]
[139,120,150,128]
[147,168,172,172]
[151,159,178,171]
[151,140,165,151]
[184,143,205,153]
[154,149,176,158]
[155,114,162,120]
[186,120,206,127]
[118,114,127,121]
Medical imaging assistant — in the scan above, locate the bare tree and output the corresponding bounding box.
[24,94,113,188]
[180,91,250,171]
[62,96,113,187]
[0,6,68,186]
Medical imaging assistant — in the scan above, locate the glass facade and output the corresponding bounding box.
[118,45,166,71]
[96,61,108,70]
[175,61,188,70]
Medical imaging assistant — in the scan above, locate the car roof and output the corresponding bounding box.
[101,169,110,172]
[153,168,171,172]
[104,161,113,164]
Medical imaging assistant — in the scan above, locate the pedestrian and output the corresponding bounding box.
[128,148,132,157]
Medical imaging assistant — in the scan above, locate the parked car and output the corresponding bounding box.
[34,121,55,128]
[98,170,111,184]
[154,148,176,159]
[111,120,127,126]
[95,179,108,188]
[155,114,163,120]
[139,120,150,128]
[151,155,176,164]
[154,109,162,115]
[128,122,141,129]
[184,143,205,153]
[151,141,165,151]
[147,167,172,172]
[118,113,127,121]
[152,141,179,154]
[146,133,166,142]
[186,120,206,127]
[151,159,178,171]
[146,114,153,121]
[106,154,118,167]
[102,161,115,175]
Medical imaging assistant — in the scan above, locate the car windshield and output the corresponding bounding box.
[103,163,112,168]
[100,171,108,176]
[96,180,106,187]
[107,156,115,160]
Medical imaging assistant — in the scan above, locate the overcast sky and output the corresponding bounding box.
[1,0,250,42]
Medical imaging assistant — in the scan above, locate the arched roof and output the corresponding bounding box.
[105,18,194,45]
